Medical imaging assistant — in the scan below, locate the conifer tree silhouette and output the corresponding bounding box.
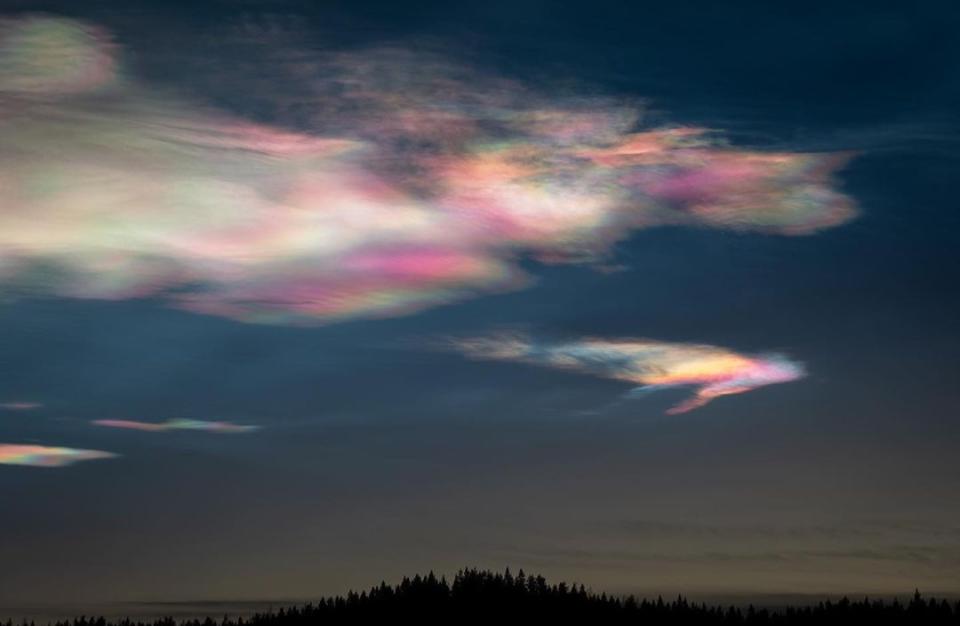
[14,570,960,625]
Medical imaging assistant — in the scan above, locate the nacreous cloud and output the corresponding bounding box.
[93,419,259,433]
[454,335,804,414]
[0,16,856,324]
[0,443,117,467]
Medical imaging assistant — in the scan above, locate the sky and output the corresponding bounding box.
[0,0,958,613]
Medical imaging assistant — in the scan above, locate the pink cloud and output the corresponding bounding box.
[0,17,856,325]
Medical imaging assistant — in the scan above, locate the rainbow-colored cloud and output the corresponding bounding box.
[93,419,259,434]
[455,335,804,414]
[0,443,116,467]
[0,16,856,325]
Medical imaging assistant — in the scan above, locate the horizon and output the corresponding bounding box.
[5,576,960,624]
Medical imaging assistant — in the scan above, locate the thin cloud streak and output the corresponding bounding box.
[0,443,116,467]
[0,402,42,411]
[93,419,260,434]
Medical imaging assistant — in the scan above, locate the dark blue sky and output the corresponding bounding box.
[0,0,958,611]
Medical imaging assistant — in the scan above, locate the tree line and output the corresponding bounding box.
[6,568,960,625]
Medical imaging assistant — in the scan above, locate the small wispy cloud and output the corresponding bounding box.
[453,334,804,413]
[0,402,42,411]
[0,443,116,467]
[93,419,260,433]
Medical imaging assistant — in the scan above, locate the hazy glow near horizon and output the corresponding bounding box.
[0,16,856,325]
[455,335,805,413]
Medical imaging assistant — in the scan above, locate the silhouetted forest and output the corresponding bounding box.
[7,569,960,625]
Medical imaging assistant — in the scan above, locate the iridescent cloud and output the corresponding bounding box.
[0,443,116,467]
[93,419,259,433]
[454,335,804,414]
[0,17,856,324]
